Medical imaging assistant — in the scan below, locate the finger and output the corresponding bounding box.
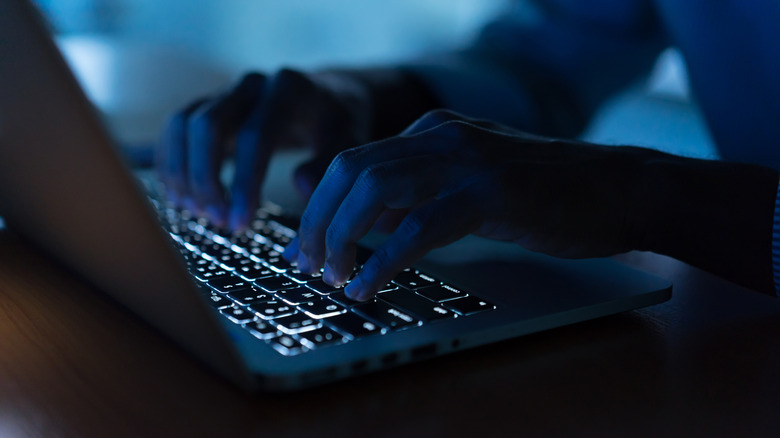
[282,236,300,262]
[186,74,265,224]
[228,70,321,230]
[228,102,273,230]
[157,98,207,206]
[344,190,482,301]
[402,109,551,151]
[295,134,445,274]
[322,155,455,286]
[295,120,482,273]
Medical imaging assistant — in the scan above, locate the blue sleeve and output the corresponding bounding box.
[654,0,780,169]
[403,0,666,137]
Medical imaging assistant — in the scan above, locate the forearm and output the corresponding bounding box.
[319,68,441,140]
[634,154,779,294]
[399,2,667,138]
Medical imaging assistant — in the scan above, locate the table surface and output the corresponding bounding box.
[1,227,779,437]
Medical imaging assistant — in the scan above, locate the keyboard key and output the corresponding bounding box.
[374,283,401,294]
[273,312,321,335]
[443,295,496,315]
[234,263,276,281]
[178,231,205,246]
[228,233,257,249]
[244,319,280,340]
[254,275,299,292]
[213,251,248,270]
[263,255,294,273]
[219,305,256,324]
[249,300,297,320]
[258,223,293,246]
[416,283,467,302]
[227,288,274,306]
[306,279,343,295]
[297,326,345,349]
[158,205,499,358]
[191,263,231,282]
[328,291,359,307]
[276,286,320,305]
[208,276,254,294]
[198,240,231,260]
[246,244,280,262]
[353,300,420,330]
[202,290,234,309]
[299,298,347,319]
[269,335,305,356]
[378,289,454,322]
[285,267,322,283]
[392,268,438,290]
[326,311,384,339]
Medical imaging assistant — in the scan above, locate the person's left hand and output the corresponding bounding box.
[285,109,661,301]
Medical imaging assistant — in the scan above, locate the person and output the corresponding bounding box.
[156,0,780,302]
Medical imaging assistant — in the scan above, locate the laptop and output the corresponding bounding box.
[0,0,672,391]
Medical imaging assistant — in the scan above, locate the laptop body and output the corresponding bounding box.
[0,0,671,391]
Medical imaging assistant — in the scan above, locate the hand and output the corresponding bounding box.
[285,109,664,300]
[156,69,371,229]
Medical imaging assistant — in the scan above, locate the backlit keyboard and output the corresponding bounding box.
[154,201,496,356]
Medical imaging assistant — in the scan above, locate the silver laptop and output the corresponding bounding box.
[0,0,671,391]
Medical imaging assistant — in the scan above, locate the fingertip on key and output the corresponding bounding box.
[282,239,299,262]
[344,276,369,302]
[228,208,248,232]
[296,254,311,274]
[206,205,227,227]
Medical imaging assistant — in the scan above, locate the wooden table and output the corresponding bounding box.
[1,228,779,437]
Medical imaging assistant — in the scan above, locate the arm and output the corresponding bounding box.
[402,0,667,137]
[286,111,779,300]
[636,153,778,294]
[159,0,666,228]
[655,0,780,167]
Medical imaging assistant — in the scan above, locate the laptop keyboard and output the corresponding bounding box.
[154,201,496,356]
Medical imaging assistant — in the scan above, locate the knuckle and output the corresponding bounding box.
[432,120,480,155]
[420,108,460,125]
[274,68,314,95]
[398,212,428,240]
[437,119,473,136]
[354,164,386,195]
[329,148,362,178]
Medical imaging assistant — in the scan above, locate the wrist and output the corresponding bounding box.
[634,154,778,293]
[323,68,441,140]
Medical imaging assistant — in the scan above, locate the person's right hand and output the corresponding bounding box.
[156,69,372,230]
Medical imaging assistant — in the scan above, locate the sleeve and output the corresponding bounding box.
[402,0,667,137]
[773,179,780,295]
